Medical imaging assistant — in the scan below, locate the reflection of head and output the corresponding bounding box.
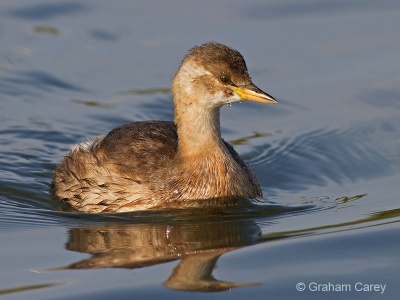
[63,219,261,291]
[163,253,259,292]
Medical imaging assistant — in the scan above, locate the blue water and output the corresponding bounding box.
[1,1,399,299]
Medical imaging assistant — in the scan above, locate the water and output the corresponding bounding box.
[1,1,400,299]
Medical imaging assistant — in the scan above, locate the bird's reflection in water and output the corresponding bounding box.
[63,219,262,292]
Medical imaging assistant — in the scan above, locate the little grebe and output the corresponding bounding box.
[52,42,277,213]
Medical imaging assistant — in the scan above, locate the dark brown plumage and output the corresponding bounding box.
[52,42,277,213]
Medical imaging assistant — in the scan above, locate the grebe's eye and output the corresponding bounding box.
[219,73,231,84]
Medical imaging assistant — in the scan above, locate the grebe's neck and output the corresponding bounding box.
[174,102,223,157]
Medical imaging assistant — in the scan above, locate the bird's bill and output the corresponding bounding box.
[232,85,277,104]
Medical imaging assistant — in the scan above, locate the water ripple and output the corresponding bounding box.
[0,71,87,97]
[249,120,400,193]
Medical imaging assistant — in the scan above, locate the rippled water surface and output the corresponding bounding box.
[1,1,400,299]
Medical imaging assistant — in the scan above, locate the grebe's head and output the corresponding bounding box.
[172,42,277,110]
